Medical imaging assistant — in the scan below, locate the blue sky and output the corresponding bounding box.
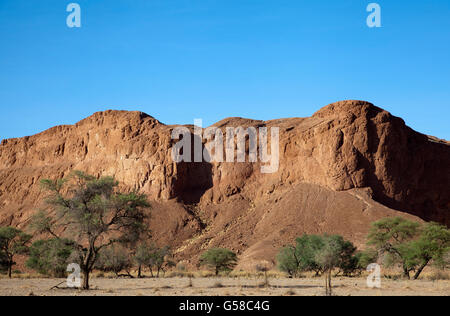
[0,0,449,140]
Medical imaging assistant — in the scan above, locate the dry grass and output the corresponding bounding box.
[166,271,198,278]
[164,269,285,279]
[92,271,118,279]
[2,267,448,297]
[0,272,50,279]
[230,270,286,279]
[427,271,450,281]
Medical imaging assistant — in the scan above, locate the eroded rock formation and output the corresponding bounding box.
[0,100,448,267]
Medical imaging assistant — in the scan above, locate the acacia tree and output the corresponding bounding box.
[277,234,359,278]
[31,171,151,289]
[295,234,327,276]
[277,235,324,277]
[134,243,173,277]
[315,235,350,296]
[151,246,174,277]
[403,222,450,279]
[0,227,31,278]
[134,242,153,278]
[367,217,420,279]
[276,246,300,277]
[199,248,237,276]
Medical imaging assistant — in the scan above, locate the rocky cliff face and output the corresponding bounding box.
[0,100,448,267]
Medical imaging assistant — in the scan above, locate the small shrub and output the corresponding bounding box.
[210,281,224,288]
[255,261,271,287]
[285,289,296,296]
[176,262,187,272]
[257,282,267,288]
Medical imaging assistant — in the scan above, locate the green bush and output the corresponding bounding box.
[199,248,237,276]
[26,238,76,277]
[0,251,8,274]
[354,249,378,273]
[95,245,133,277]
[277,234,360,277]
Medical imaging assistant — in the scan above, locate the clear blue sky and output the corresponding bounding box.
[1,0,449,141]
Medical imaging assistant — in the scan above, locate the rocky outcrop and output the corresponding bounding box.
[0,101,448,267]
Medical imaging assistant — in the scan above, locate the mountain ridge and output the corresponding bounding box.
[0,100,448,267]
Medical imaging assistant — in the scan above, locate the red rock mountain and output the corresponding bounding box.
[0,100,449,268]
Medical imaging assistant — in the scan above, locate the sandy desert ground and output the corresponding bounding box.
[0,277,448,296]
